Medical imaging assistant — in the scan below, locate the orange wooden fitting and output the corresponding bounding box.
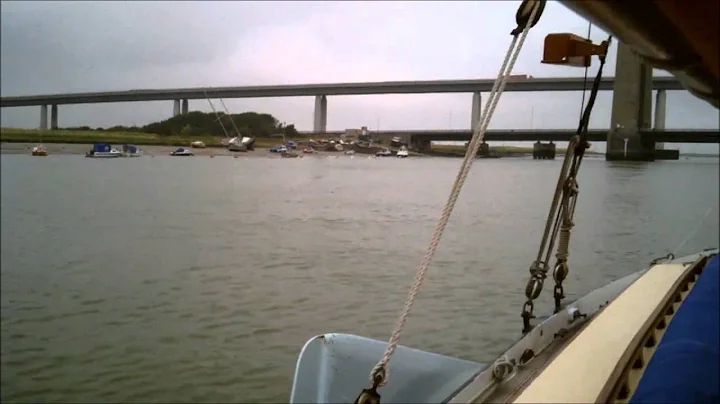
[542,33,608,67]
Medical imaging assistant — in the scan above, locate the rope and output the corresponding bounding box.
[368,3,542,387]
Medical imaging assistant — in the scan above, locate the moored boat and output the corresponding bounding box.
[396,146,409,158]
[190,140,206,149]
[281,150,301,158]
[86,143,123,158]
[169,147,194,156]
[31,144,48,156]
[122,144,142,157]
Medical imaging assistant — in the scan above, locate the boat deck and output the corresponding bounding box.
[630,254,719,403]
[492,253,718,404]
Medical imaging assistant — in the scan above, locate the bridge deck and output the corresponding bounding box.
[0,77,682,107]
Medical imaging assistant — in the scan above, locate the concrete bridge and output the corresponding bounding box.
[0,43,713,160]
[2,75,680,136]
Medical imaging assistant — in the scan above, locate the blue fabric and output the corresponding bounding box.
[631,254,719,403]
[93,143,111,152]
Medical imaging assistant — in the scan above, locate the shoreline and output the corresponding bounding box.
[1,142,285,157]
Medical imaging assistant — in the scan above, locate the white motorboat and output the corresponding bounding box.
[169,147,194,156]
[86,143,123,158]
[396,146,409,158]
[190,141,206,149]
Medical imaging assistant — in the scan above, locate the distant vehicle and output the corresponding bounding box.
[376,149,393,157]
[286,141,297,149]
[270,145,288,153]
[508,74,533,79]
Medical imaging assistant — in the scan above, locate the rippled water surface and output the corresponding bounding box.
[1,154,718,402]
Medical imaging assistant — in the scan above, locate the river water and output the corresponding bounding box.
[1,153,718,403]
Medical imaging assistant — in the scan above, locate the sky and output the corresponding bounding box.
[1,0,718,153]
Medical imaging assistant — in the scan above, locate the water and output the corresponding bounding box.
[1,154,718,403]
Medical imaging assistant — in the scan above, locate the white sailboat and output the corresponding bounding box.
[290,1,719,403]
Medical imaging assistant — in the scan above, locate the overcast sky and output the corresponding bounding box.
[1,1,718,153]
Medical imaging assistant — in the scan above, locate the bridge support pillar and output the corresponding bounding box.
[607,42,654,161]
[50,104,58,130]
[313,95,327,133]
[410,137,431,153]
[173,99,181,117]
[182,99,189,115]
[40,105,48,130]
[471,92,482,131]
[654,89,666,149]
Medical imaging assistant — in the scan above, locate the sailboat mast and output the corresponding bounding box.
[219,98,242,138]
[204,91,231,139]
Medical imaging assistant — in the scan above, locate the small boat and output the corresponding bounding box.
[270,145,287,153]
[228,142,247,152]
[281,150,301,158]
[344,150,356,156]
[303,147,315,154]
[375,148,393,157]
[334,143,344,151]
[242,137,256,151]
[190,141,206,149]
[31,144,48,156]
[170,147,194,156]
[286,140,297,149]
[86,143,123,158]
[122,144,142,157]
[396,146,409,158]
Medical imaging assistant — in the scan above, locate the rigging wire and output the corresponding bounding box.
[672,207,715,257]
[578,22,593,122]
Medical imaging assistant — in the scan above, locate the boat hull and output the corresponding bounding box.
[86,152,123,158]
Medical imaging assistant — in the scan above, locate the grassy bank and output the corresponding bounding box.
[0,128,287,148]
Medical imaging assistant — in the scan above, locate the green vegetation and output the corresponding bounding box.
[0,110,301,147]
[137,111,298,138]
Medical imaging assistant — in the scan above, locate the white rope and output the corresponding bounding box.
[369,3,541,386]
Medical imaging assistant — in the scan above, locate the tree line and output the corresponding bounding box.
[62,111,298,138]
